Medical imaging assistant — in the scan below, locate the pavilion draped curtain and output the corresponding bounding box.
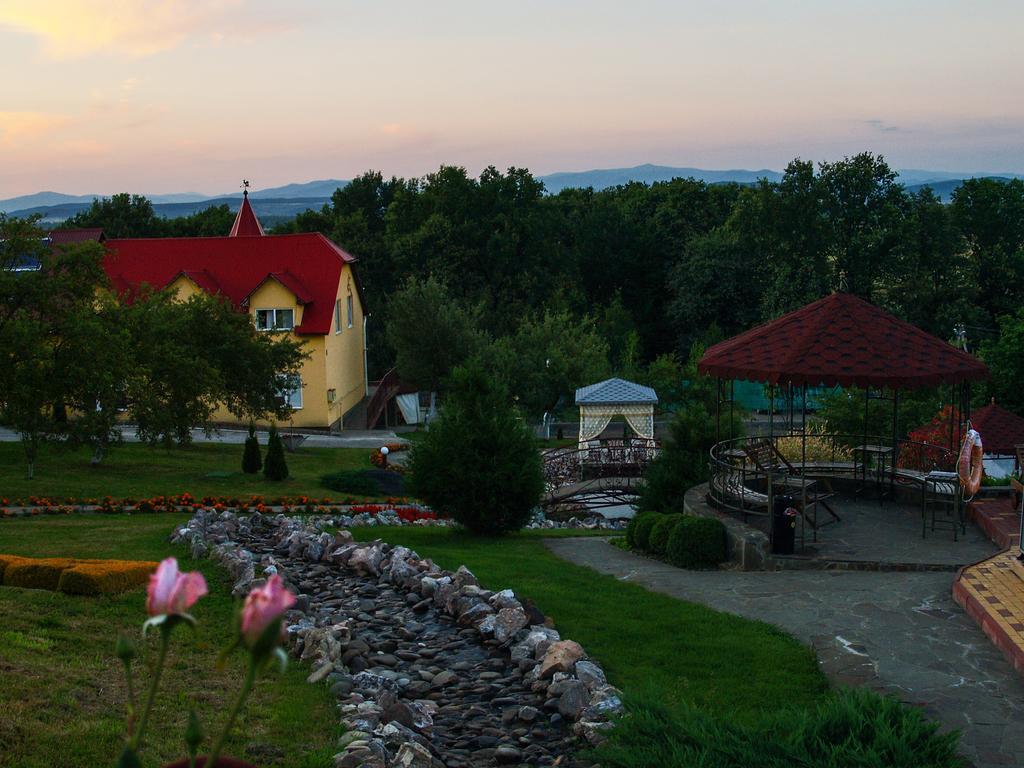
[579,406,616,444]
[622,405,655,441]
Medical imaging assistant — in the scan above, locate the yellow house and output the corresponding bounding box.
[102,193,368,430]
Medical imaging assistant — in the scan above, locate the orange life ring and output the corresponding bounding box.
[957,428,983,498]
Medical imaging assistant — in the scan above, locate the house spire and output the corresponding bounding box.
[229,179,264,236]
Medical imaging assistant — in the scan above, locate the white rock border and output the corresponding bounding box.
[171,510,623,766]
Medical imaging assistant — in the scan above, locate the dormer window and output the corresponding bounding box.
[255,308,294,331]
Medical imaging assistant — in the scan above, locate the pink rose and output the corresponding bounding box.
[146,557,208,617]
[240,575,296,648]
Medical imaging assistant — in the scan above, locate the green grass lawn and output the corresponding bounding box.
[349,526,829,724]
[0,515,341,768]
[0,441,374,502]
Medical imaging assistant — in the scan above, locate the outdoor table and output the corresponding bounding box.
[853,444,892,501]
[722,448,748,466]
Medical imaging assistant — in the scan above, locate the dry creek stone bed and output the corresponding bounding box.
[171,511,622,768]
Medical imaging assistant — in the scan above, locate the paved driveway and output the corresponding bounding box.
[546,537,1024,768]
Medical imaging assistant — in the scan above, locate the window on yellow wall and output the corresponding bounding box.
[277,374,303,409]
[334,299,342,334]
[255,308,294,331]
[346,293,354,328]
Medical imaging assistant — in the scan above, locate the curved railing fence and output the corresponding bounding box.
[542,439,660,492]
[707,432,956,525]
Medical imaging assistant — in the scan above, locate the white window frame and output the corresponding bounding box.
[334,299,342,334]
[255,308,294,331]
[277,374,303,410]
[346,293,354,328]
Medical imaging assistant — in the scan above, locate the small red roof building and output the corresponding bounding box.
[969,401,1024,456]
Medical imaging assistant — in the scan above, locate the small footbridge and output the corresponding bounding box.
[541,439,659,509]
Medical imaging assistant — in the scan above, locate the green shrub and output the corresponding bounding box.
[666,516,728,569]
[242,423,262,474]
[320,470,380,496]
[648,514,684,556]
[588,689,962,768]
[631,513,661,551]
[263,424,289,481]
[408,362,544,535]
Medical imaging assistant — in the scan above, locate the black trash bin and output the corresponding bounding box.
[771,495,797,555]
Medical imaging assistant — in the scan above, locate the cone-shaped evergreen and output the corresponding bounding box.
[242,423,262,474]
[263,424,289,481]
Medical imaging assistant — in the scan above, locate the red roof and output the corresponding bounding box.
[47,228,105,245]
[169,269,222,295]
[242,271,313,305]
[103,233,358,335]
[229,194,264,237]
[698,292,989,388]
[969,402,1024,455]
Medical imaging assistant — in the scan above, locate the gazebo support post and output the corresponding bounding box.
[729,380,735,441]
[715,379,722,446]
[863,387,870,489]
[890,389,900,499]
[802,383,810,545]
[768,384,775,547]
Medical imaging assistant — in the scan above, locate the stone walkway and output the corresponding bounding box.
[546,537,1024,768]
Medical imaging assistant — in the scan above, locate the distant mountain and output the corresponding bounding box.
[6,197,331,225]
[904,176,1021,201]
[538,164,784,193]
[247,179,348,199]
[5,167,1023,222]
[0,191,96,213]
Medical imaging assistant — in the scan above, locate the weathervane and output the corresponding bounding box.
[242,179,250,198]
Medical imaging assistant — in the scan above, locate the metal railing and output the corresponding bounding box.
[707,432,956,522]
[542,438,660,491]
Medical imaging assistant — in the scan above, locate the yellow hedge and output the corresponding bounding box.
[0,555,158,595]
[58,561,157,596]
[4,558,75,590]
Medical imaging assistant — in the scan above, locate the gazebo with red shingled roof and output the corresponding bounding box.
[698,288,990,547]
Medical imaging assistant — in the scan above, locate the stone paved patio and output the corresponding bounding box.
[546,536,1024,768]
[748,493,998,568]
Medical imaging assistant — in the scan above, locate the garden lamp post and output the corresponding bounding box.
[380,445,390,469]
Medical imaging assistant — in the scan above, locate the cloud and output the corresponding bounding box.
[864,119,902,133]
[0,0,285,58]
[0,111,70,146]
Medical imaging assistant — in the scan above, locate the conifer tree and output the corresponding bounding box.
[263,424,289,481]
[242,423,262,474]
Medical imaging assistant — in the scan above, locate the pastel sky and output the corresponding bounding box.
[0,0,1021,197]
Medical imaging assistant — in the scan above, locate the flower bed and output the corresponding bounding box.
[0,554,158,595]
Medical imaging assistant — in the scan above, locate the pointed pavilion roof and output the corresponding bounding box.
[229,191,264,237]
[698,292,989,389]
[576,378,658,405]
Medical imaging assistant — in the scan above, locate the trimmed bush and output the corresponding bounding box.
[666,516,728,569]
[58,560,157,596]
[263,424,289,481]
[320,469,381,496]
[0,555,158,595]
[648,514,685,556]
[589,688,962,768]
[242,423,262,474]
[3,558,75,590]
[631,512,661,551]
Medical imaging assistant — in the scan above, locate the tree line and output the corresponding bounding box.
[55,153,1024,418]
[0,215,305,477]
